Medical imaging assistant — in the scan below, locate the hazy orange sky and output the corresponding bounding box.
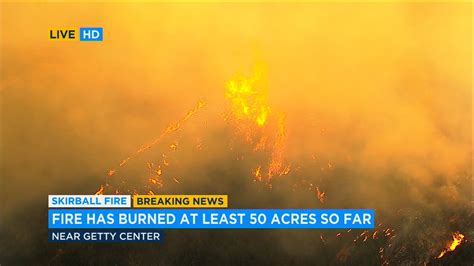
[0,2,471,213]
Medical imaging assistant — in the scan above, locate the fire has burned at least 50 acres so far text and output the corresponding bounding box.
[51,212,372,226]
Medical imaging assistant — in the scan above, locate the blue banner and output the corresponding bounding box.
[49,209,374,229]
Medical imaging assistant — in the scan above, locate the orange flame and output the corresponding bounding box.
[225,67,291,182]
[107,169,116,177]
[437,232,465,258]
[254,166,262,181]
[115,100,205,169]
[316,186,326,203]
[94,185,104,195]
[225,66,270,127]
[267,114,287,179]
[97,100,205,195]
[170,142,178,150]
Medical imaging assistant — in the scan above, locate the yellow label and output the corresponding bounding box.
[133,195,228,208]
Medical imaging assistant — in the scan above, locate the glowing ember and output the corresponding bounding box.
[94,185,104,195]
[170,142,178,150]
[315,186,326,203]
[154,167,162,177]
[437,232,465,258]
[146,162,154,170]
[254,166,262,181]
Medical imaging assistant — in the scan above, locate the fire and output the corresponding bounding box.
[114,99,205,169]
[267,114,287,178]
[437,232,465,258]
[94,185,104,195]
[97,99,206,195]
[107,169,116,177]
[170,142,178,150]
[147,162,154,170]
[225,67,291,182]
[315,186,326,203]
[254,166,262,181]
[153,166,162,176]
[225,66,270,127]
